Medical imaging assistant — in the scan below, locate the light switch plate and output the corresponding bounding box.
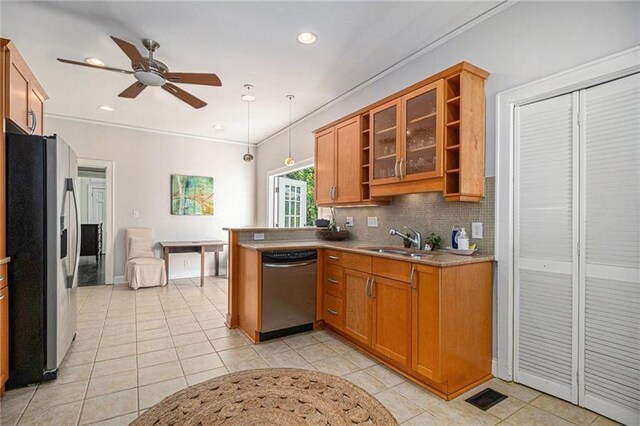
[132,210,139,218]
[346,217,354,227]
[367,217,378,227]
[472,222,483,239]
[253,233,265,241]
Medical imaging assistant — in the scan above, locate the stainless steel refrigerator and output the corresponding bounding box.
[5,133,80,388]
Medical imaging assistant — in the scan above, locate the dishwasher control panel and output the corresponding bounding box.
[262,250,317,263]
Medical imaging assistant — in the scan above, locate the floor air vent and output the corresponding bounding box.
[465,388,507,411]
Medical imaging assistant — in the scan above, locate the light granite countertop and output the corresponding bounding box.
[238,240,493,267]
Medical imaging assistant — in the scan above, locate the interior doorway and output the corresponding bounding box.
[76,159,114,285]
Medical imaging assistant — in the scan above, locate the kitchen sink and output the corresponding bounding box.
[360,247,434,259]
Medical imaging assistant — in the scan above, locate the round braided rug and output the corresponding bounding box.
[131,368,398,426]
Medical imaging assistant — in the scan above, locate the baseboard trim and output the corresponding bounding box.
[112,271,228,285]
[113,275,126,284]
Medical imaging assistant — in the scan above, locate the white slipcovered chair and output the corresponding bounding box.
[125,228,167,290]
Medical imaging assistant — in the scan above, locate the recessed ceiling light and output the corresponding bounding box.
[297,32,317,45]
[99,105,114,111]
[85,57,105,67]
[212,124,224,130]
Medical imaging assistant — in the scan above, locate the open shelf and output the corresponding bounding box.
[447,96,460,105]
[446,74,460,99]
[446,119,460,127]
[362,129,370,134]
[446,144,460,150]
[362,146,370,151]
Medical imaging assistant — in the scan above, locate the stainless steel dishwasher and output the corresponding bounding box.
[261,250,317,340]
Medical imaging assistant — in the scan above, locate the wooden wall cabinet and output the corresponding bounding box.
[315,62,488,203]
[321,249,492,400]
[314,116,389,207]
[2,39,49,135]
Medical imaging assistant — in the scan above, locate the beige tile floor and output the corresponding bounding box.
[0,277,617,426]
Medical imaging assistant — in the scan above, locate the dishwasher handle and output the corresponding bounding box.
[263,260,317,268]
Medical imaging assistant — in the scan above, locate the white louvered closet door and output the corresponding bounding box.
[579,73,640,425]
[514,93,579,403]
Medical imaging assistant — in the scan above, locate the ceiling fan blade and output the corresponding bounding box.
[57,58,133,74]
[118,82,147,98]
[164,72,222,87]
[161,83,207,109]
[110,36,148,71]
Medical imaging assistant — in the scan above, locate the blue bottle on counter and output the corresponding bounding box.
[452,226,461,249]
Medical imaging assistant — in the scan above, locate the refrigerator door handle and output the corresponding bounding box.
[69,178,81,289]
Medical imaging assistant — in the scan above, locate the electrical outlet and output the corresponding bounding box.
[346,217,354,227]
[132,210,139,218]
[184,259,191,267]
[367,217,378,227]
[253,233,265,241]
[472,222,483,239]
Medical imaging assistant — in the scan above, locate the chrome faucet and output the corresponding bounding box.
[389,226,422,250]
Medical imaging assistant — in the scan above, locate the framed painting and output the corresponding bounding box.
[171,174,214,216]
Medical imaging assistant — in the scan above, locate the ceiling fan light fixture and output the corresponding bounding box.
[284,94,295,166]
[85,57,105,67]
[297,32,317,45]
[134,70,166,87]
[284,156,295,166]
[99,105,114,111]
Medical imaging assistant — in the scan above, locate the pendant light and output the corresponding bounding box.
[284,94,295,166]
[242,84,255,162]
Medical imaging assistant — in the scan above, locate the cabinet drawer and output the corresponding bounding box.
[325,250,343,266]
[324,264,343,298]
[323,293,343,329]
[342,252,372,273]
[373,257,412,282]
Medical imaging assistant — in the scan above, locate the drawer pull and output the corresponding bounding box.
[0,275,4,282]
[326,308,338,315]
[0,293,4,301]
[327,255,340,260]
[327,277,339,284]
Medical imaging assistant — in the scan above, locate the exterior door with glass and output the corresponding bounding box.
[277,177,307,228]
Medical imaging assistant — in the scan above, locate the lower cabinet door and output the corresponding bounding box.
[371,275,411,368]
[343,269,372,347]
[411,265,441,382]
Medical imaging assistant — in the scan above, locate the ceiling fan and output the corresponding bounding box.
[57,36,221,109]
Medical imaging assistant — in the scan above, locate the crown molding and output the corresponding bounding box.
[45,113,252,147]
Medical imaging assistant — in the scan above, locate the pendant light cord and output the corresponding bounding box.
[247,101,251,154]
[288,96,292,158]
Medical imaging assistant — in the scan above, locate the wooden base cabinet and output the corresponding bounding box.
[322,249,493,400]
[343,269,372,347]
[0,278,8,396]
[371,275,412,369]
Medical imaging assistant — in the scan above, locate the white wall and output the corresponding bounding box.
[46,117,256,281]
[255,1,640,225]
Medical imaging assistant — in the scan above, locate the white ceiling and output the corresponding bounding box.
[1,1,501,144]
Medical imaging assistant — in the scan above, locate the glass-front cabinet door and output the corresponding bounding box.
[400,80,443,181]
[370,99,402,185]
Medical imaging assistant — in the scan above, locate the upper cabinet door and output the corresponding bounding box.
[334,117,362,203]
[314,127,336,205]
[370,99,402,186]
[7,55,30,133]
[400,80,444,181]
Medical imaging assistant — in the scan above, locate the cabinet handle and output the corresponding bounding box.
[327,255,340,260]
[327,277,339,284]
[365,276,371,298]
[0,293,4,301]
[399,158,404,179]
[410,266,416,291]
[394,160,399,178]
[370,276,376,298]
[0,275,5,282]
[28,110,37,134]
[327,308,338,315]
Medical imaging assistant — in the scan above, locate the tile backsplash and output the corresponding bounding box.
[332,177,495,254]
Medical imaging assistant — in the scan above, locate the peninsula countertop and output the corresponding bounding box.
[238,239,493,268]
